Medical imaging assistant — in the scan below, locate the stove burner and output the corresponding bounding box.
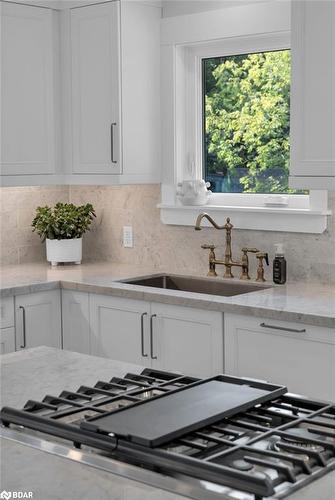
[281,428,325,452]
[232,459,253,471]
[267,428,325,454]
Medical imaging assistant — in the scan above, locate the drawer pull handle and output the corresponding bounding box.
[140,312,148,358]
[260,322,306,333]
[150,314,157,360]
[19,306,26,348]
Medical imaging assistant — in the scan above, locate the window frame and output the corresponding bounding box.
[190,34,306,205]
[159,32,330,233]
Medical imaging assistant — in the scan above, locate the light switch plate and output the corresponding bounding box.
[123,226,133,248]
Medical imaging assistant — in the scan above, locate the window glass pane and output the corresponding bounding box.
[203,49,302,194]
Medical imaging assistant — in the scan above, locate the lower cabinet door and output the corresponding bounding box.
[89,293,150,365]
[62,290,90,354]
[225,313,335,401]
[0,327,15,354]
[15,290,62,350]
[149,303,223,378]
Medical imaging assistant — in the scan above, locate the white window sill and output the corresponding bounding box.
[158,204,331,233]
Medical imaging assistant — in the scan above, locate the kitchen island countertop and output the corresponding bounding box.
[1,261,335,327]
[1,347,335,500]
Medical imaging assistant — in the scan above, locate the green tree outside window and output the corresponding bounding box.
[203,50,301,194]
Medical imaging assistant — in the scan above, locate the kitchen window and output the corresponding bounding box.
[203,49,296,196]
[160,32,330,233]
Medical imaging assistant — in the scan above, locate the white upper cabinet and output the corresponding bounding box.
[1,2,56,177]
[1,0,161,186]
[68,0,160,182]
[70,2,121,175]
[119,1,160,183]
[290,0,335,190]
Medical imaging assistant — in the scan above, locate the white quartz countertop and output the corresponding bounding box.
[1,347,334,500]
[1,262,335,327]
[0,347,187,500]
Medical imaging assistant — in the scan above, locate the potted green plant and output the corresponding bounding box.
[32,202,96,266]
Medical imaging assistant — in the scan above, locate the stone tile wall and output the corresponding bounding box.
[1,184,334,283]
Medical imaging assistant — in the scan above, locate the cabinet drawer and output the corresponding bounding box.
[0,327,16,354]
[225,313,335,401]
[227,314,335,344]
[0,297,15,328]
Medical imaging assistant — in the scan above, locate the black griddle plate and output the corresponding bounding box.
[82,376,286,447]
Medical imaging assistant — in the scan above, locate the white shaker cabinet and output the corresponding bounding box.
[0,296,15,354]
[0,328,15,355]
[70,2,121,175]
[224,313,335,401]
[89,294,149,365]
[15,290,62,350]
[67,0,160,183]
[150,303,223,378]
[1,0,160,186]
[290,0,335,189]
[62,290,90,354]
[89,293,223,377]
[1,2,56,178]
[0,296,14,329]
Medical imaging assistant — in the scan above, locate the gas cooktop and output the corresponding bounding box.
[1,368,334,500]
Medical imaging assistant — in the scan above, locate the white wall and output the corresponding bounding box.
[162,0,275,18]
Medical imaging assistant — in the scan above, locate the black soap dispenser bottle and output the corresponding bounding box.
[273,244,287,284]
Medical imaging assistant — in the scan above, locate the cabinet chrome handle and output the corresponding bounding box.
[140,312,148,357]
[111,122,117,164]
[150,314,157,359]
[19,306,26,348]
[260,322,306,333]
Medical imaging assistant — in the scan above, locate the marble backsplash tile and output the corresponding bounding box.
[0,186,69,266]
[1,184,334,284]
[69,185,335,284]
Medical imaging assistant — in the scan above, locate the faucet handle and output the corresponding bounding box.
[240,247,260,280]
[256,252,269,282]
[201,244,216,250]
[201,244,217,277]
[256,252,269,265]
[242,247,259,254]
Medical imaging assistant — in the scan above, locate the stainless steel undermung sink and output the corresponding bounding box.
[121,274,272,297]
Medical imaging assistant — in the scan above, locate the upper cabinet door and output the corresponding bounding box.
[290,0,335,187]
[1,3,56,176]
[71,2,121,175]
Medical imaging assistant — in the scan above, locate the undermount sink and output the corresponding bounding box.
[122,274,272,297]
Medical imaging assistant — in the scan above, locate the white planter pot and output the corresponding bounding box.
[46,238,82,266]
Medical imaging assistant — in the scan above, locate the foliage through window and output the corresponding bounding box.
[203,49,298,194]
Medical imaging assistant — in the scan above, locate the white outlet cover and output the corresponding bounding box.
[123,226,133,248]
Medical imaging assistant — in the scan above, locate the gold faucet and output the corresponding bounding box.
[195,213,259,280]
